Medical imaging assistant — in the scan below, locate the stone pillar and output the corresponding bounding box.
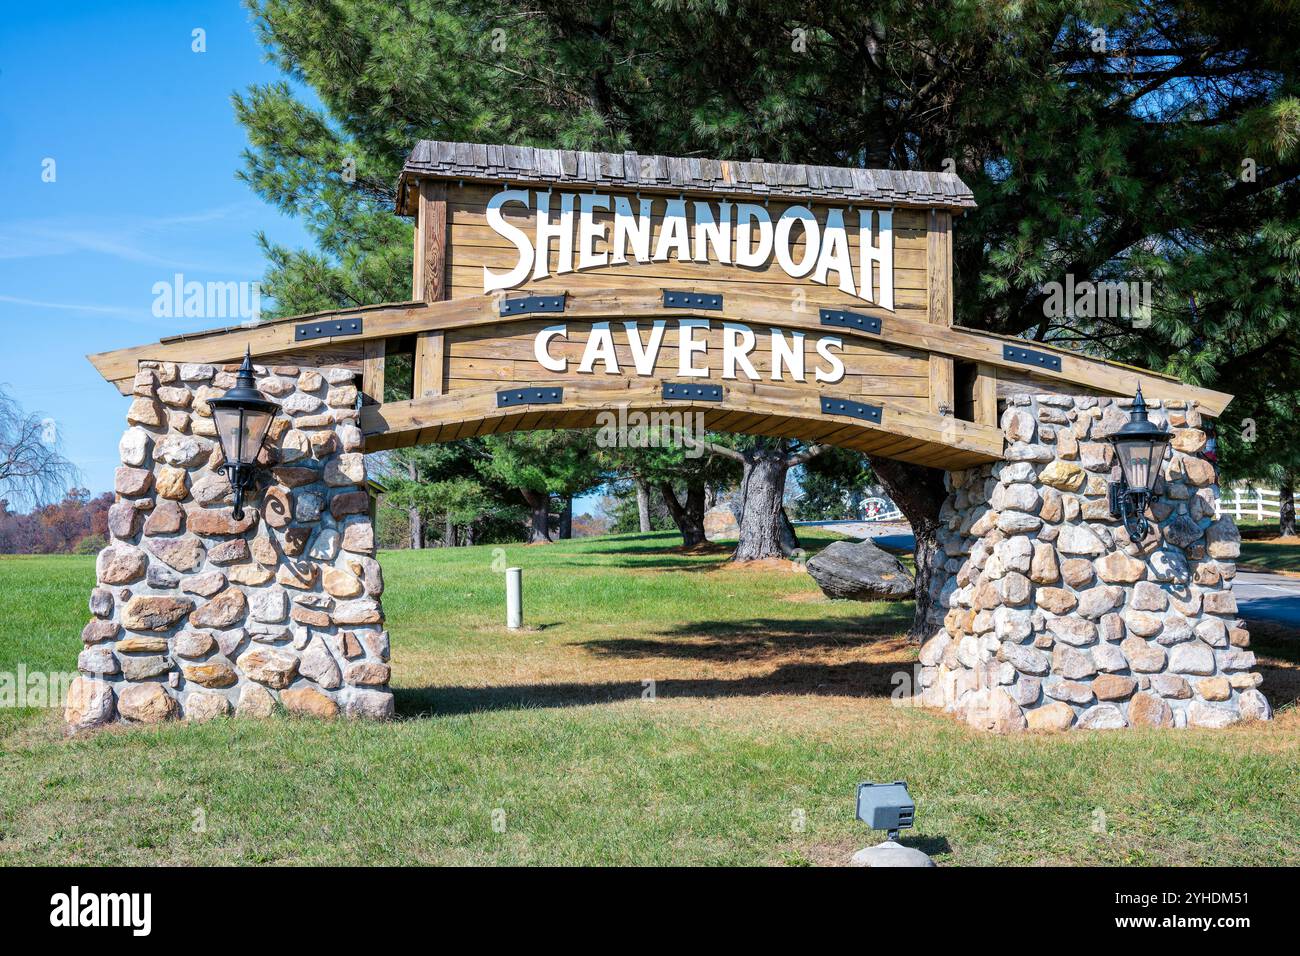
[65,359,392,731]
[918,391,1269,732]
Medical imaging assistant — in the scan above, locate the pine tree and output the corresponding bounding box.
[237,0,1300,625]
[479,431,605,542]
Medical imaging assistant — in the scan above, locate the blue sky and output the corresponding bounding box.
[0,1,313,500]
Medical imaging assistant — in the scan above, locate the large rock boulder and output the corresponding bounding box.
[703,506,738,541]
[805,539,915,601]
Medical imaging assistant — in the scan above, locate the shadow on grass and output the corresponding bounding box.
[394,656,917,717]
[574,533,698,555]
[900,834,953,856]
[535,556,732,573]
[552,534,840,569]
[574,614,914,662]
[1252,629,1300,663]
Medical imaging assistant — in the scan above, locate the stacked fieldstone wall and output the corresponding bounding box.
[918,392,1270,732]
[65,359,392,730]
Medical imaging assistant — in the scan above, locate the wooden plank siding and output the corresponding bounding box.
[360,378,1004,469]
[443,184,926,314]
[87,287,1232,419]
[83,167,1232,470]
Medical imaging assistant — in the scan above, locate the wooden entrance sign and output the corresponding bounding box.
[88,141,1231,467]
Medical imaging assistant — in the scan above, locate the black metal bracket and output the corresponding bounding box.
[820,396,883,424]
[819,308,882,335]
[662,290,723,310]
[1108,481,1124,520]
[220,462,259,521]
[295,317,363,342]
[1108,477,1151,541]
[499,294,566,317]
[662,382,722,401]
[497,387,564,408]
[1003,344,1062,372]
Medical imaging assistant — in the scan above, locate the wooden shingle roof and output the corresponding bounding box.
[397,140,977,214]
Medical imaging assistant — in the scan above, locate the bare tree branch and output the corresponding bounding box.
[786,443,830,467]
[0,386,80,511]
[674,430,745,462]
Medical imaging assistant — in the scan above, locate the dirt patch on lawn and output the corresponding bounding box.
[1237,565,1300,578]
[782,591,830,603]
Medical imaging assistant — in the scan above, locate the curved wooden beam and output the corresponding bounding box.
[358,378,1005,469]
[86,288,1232,417]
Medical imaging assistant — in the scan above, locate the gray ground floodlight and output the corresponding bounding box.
[856,780,915,840]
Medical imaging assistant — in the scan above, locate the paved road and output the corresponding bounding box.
[811,522,1300,631]
[1232,571,1300,628]
[799,520,912,553]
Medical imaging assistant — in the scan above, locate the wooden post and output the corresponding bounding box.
[413,178,448,398]
[927,208,955,416]
[972,363,998,427]
[414,330,445,398]
[929,359,954,417]
[413,180,447,302]
[362,339,386,406]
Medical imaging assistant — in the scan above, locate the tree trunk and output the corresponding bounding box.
[868,456,949,640]
[443,512,455,547]
[658,479,708,548]
[406,459,423,549]
[732,447,798,560]
[521,489,551,543]
[779,507,800,554]
[634,477,652,533]
[1280,470,1297,537]
[558,495,573,539]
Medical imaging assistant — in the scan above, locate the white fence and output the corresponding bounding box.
[791,497,905,525]
[859,496,904,522]
[1215,487,1298,521]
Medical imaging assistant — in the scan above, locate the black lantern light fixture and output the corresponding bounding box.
[208,348,278,520]
[1105,385,1171,541]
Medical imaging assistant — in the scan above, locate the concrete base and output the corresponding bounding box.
[848,840,935,867]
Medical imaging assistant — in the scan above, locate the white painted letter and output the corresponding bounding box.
[535,324,568,372]
[612,195,654,264]
[812,208,856,295]
[533,191,575,280]
[722,322,759,380]
[692,201,732,264]
[735,203,773,267]
[654,198,692,262]
[859,208,894,310]
[577,193,610,270]
[814,336,845,383]
[483,189,534,292]
[579,322,621,374]
[775,206,820,278]
[678,319,710,377]
[623,320,667,376]
[770,330,805,381]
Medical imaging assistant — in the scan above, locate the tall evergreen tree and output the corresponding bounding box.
[237,0,1300,628]
[479,431,604,542]
[793,447,876,521]
[597,432,741,548]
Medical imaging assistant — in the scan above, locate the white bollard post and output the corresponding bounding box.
[506,567,523,629]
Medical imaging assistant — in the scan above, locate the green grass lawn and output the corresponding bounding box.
[1,532,1298,866]
[1238,537,1300,576]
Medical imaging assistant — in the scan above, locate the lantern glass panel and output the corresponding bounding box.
[1116,436,1169,493]
[214,405,274,465]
